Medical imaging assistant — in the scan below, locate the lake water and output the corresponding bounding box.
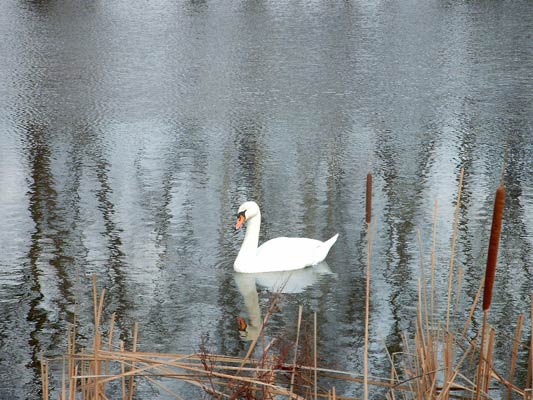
[1,0,532,398]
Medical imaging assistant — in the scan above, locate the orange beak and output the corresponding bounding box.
[237,316,247,331]
[235,214,246,229]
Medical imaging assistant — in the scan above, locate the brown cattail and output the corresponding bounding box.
[482,183,505,311]
[365,172,373,224]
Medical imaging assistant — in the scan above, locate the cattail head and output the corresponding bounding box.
[366,172,373,224]
[482,183,505,311]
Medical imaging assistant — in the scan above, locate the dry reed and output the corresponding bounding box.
[446,168,464,331]
[39,173,533,400]
[41,278,529,400]
[530,292,533,399]
[314,312,318,400]
[430,199,438,321]
[506,314,523,400]
[364,171,373,400]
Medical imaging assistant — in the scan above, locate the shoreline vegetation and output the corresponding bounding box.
[41,170,532,399]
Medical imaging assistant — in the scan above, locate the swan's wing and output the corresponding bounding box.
[256,237,325,271]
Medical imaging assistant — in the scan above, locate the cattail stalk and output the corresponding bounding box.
[364,171,373,400]
[365,173,372,225]
[483,327,496,391]
[476,182,505,400]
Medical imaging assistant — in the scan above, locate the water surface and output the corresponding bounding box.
[1,0,532,398]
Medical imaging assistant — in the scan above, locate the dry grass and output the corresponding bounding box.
[41,174,532,399]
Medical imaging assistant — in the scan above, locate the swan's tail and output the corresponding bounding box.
[324,233,339,249]
[314,233,339,264]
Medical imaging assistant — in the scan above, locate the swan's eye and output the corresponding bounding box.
[238,210,246,218]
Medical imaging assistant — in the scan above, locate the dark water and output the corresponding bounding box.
[1,0,532,398]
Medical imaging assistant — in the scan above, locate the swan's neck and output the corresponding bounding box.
[237,212,261,262]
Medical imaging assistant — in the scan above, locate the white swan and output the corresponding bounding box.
[234,201,338,273]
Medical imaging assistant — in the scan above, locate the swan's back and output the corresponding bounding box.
[254,234,338,272]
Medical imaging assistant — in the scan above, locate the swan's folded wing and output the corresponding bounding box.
[256,237,325,271]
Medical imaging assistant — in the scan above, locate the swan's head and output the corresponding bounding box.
[235,201,260,229]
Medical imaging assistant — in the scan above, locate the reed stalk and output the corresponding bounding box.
[454,267,464,313]
[416,229,427,333]
[528,351,532,397]
[446,168,464,332]
[61,356,66,400]
[104,312,116,395]
[40,354,49,400]
[67,323,77,399]
[314,311,318,400]
[364,171,373,400]
[507,314,523,400]
[437,335,474,399]
[128,321,139,400]
[289,305,303,397]
[120,341,126,399]
[91,274,103,399]
[461,276,485,338]
[430,200,438,324]
[530,292,533,398]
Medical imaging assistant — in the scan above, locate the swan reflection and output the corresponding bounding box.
[234,262,332,340]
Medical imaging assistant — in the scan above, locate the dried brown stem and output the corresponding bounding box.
[446,168,464,331]
[507,314,523,400]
